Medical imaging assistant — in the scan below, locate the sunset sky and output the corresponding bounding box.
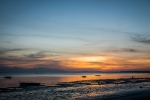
[0,0,150,71]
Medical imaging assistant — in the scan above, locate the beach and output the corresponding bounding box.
[1,78,150,100]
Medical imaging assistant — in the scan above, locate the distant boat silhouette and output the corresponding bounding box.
[3,76,12,79]
[82,76,86,78]
[95,75,101,76]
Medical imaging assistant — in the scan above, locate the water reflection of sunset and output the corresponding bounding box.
[0,73,149,88]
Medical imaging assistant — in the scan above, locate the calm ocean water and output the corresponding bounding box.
[0,72,149,88]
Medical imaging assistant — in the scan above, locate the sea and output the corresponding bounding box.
[0,72,149,88]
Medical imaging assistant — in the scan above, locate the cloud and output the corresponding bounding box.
[24,51,61,59]
[34,61,64,69]
[89,60,150,71]
[0,56,39,64]
[0,55,49,67]
[0,33,90,43]
[0,64,66,73]
[121,48,138,52]
[131,34,150,44]
[0,54,65,69]
[0,48,26,54]
[24,51,46,58]
[106,48,138,53]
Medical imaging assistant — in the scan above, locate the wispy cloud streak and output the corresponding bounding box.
[106,48,139,53]
[24,51,47,58]
[131,34,150,44]
[0,48,26,54]
[0,33,91,43]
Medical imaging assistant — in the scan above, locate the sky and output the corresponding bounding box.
[0,0,150,72]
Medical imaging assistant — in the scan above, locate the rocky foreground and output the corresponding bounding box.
[0,78,150,100]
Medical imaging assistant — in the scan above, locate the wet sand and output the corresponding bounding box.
[110,90,150,100]
[0,78,150,100]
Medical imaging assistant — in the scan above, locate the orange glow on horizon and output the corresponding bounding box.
[70,56,106,62]
[2,55,150,71]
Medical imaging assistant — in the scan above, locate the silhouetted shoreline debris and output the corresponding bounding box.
[19,82,41,86]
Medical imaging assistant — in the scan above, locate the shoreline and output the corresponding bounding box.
[0,78,150,100]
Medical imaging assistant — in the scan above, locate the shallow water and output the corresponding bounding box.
[0,72,149,88]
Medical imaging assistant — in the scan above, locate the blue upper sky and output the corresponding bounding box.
[0,0,150,71]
